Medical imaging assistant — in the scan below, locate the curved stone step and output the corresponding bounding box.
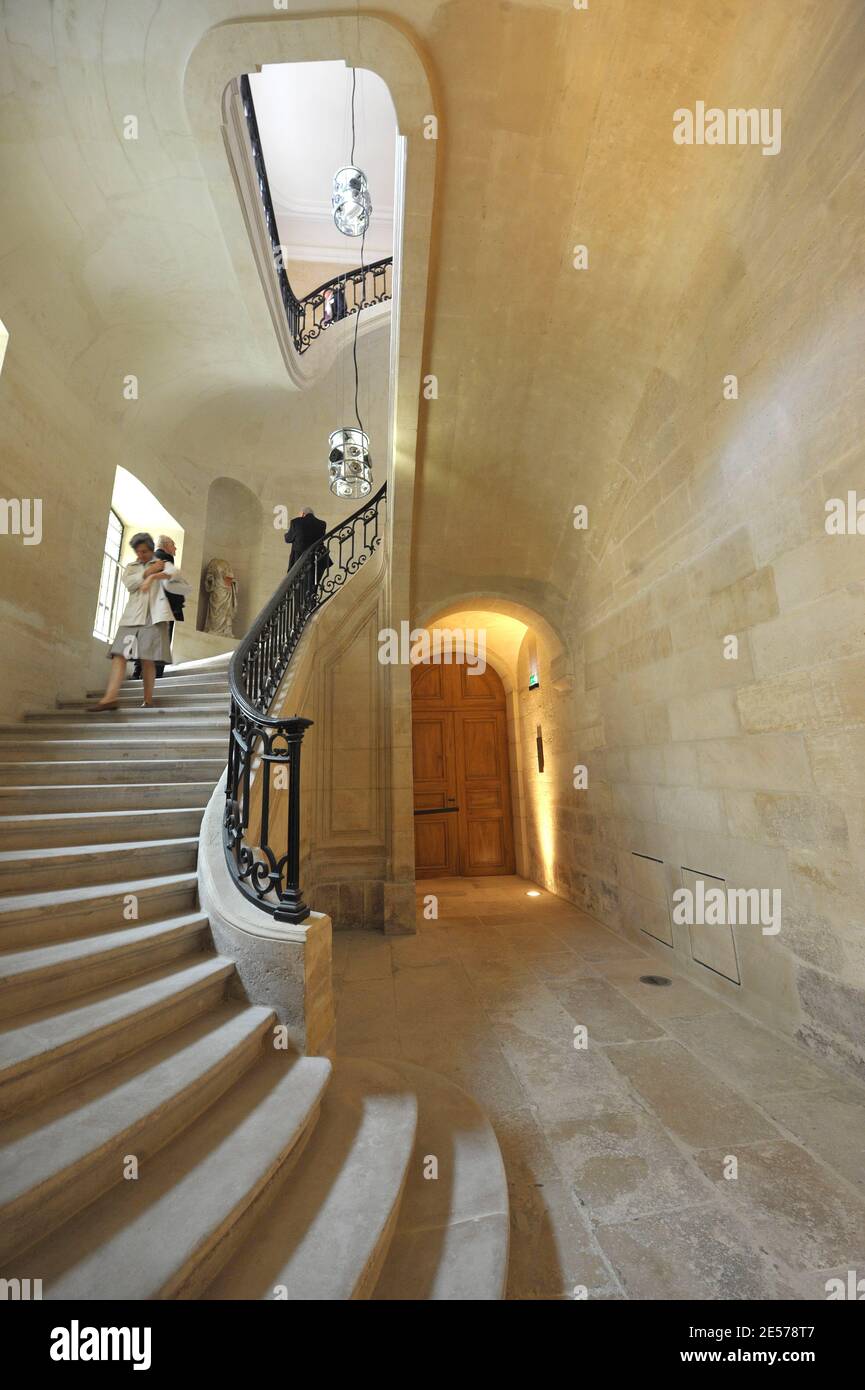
[0,913,210,1020]
[0,807,205,851]
[84,677,228,696]
[204,1057,418,1301]
[0,1001,274,1262]
[0,871,198,950]
[59,694,228,709]
[0,954,234,1118]
[2,719,229,739]
[372,1059,509,1301]
[0,836,199,894]
[23,707,227,725]
[18,1048,331,1300]
[86,672,225,689]
[0,783,215,815]
[0,758,225,786]
[0,737,225,763]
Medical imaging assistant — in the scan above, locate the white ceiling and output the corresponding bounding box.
[249,61,396,269]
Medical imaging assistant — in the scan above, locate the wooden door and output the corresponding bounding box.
[411,660,515,876]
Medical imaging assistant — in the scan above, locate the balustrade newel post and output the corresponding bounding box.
[273,717,313,924]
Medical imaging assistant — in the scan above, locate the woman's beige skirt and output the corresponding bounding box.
[108,622,171,663]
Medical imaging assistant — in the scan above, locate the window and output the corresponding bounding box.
[93,509,125,641]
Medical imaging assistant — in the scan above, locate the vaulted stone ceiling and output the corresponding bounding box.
[1,0,861,631]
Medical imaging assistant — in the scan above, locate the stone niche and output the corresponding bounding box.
[196,476,263,637]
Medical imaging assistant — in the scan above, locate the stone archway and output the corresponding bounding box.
[411,599,569,882]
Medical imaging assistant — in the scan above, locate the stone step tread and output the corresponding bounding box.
[27,1048,332,1299]
[0,760,225,786]
[0,1002,274,1255]
[0,837,199,868]
[57,698,228,711]
[4,721,229,736]
[84,684,228,697]
[371,1059,510,1301]
[0,760,226,771]
[0,912,209,984]
[205,1057,418,1301]
[0,870,198,918]
[0,808,205,834]
[89,674,228,686]
[25,707,228,721]
[0,784,214,811]
[0,737,225,754]
[0,955,235,1090]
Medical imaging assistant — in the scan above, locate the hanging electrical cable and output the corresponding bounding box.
[328,66,372,500]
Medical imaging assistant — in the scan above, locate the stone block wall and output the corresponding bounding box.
[518,25,865,1080]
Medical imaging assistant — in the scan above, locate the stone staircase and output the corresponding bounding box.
[0,661,508,1299]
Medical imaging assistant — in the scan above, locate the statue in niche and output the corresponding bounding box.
[203,558,239,636]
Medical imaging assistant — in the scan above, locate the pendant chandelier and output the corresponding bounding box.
[332,166,372,238]
[328,427,372,499]
[328,67,373,500]
[331,69,372,238]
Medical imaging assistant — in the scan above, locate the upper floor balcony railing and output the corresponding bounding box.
[239,75,393,358]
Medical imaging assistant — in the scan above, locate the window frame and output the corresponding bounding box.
[93,508,126,642]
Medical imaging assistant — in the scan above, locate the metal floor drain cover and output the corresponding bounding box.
[639,974,672,987]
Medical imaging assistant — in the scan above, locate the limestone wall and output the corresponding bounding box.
[519,27,865,1079]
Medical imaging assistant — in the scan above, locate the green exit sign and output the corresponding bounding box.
[528,671,540,690]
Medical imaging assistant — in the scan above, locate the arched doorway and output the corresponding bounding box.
[411,660,515,877]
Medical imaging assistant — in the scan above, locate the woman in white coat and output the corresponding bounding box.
[89,532,192,710]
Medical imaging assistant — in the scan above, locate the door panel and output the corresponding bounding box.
[412,713,450,782]
[412,662,447,702]
[455,709,514,875]
[458,664,503,702]
[411,661,514,877]
[411,709,459,877]
[461,714,502,779]
[414,814,459,876]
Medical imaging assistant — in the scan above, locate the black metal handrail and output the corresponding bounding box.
[224,484,387,923]
[240,75,393,357]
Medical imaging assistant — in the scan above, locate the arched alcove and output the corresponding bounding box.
[411,600,569,883]
[197,476,263,637]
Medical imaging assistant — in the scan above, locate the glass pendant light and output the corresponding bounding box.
[332,165,372,237]
[328,427,372,499]
[332,69,372,238]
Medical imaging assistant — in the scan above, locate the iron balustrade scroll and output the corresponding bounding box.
[224,483,387,923]
[239,75,393,358]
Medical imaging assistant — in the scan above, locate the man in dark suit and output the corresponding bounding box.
[285,508,331,603]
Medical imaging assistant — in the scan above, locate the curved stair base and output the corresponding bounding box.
[372,1060,510,1301]
[0,661,509,1299]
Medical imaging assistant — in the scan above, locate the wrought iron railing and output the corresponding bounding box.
[224,484,387,923]
[240,75,393,357]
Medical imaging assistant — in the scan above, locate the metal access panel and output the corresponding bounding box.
[630,851,674,946]
[680,866,741,985]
